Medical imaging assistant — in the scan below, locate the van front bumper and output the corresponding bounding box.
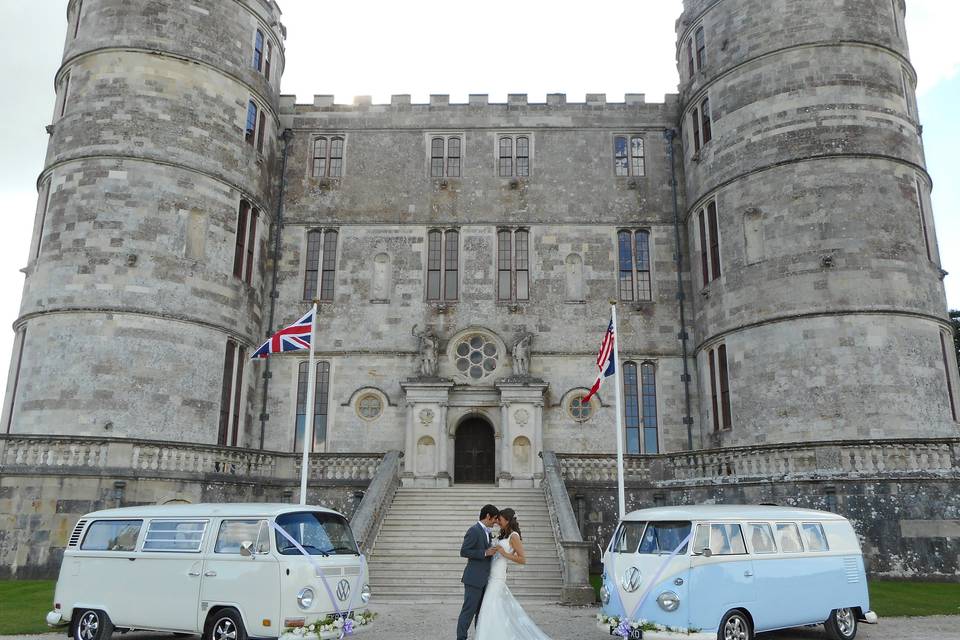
[280,625,371,640]
[46,611,67,627]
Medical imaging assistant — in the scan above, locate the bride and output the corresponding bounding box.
[475,508,552,640]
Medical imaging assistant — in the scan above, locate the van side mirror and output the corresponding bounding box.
[701,547,712,558]
[239,541,254,557]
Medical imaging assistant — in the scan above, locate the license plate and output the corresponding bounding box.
[609,625,642,639]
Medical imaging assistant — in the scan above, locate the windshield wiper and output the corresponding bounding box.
[322,545,359,555]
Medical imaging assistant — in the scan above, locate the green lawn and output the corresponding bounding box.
[589,576,959,618]
[0,580,55,635]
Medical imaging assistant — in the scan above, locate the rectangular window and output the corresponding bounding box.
[635,231,651,301]
[618,230,653,302]
[776,522,804,553]
[245,101,258,145]
[916,177,932,261]
[698,211,709,287]
[800,523,829,552]
[81,520,142,551]
[232,201,254,281]
[143,520,207,553]
[687,38,695,78]
[516,136,530,177]
[295,361,330,453]
[614,136,645,177]
[707,523,746,555]
[428,135,463,178]
[218,340,236,446]
[640,363,659,453]
[708,348,720,432]
[312,135,345,178]
[264,41,272,81]
[623,362,641,454]
[230,345,246,446]
[497,135,531,177]
[313,138,328,177]
[253,30,264,71]
[499,137,513,177]
[617,231,634,301]
[701,98,713,145]
[497,230,512,301]
[59,72,71,119]
[707,201,722,279]
[747,523,777,554]
[691,107,702,153]
[902,68,914,118]
[320,230,337,301]
[215,520,270,554]
[427,229,458,301]
[329,137,344,178]
[4,328,26,434]
[515,230,529,300]
[32,180,51,261]
[257,111,266,154]
[717,343,732,429]
[941,332,958,422]
[303,230,322,300]
[497,229,529,302]
[695,27,706,70]
[891,0,900,37]
[302,228,338,301]
[73,0,83,38]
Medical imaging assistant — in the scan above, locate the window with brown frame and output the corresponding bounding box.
[295,361,331,453]
[617,229,652,302]
[698,200,722,286]
[497,229,529,302]
[312,136,344,178]
[706,343,732,431]
[257,111,266,154]
[916,176,933,262]
[695,27,706,70]
[623,361,659,454]
[232,200,258,284]
[245,100,258,146]
[58,72,71,119]
[427,229,459,301]
[218,339,246,447]
[701,98,712,144]
[303,229,338,301]
[264,40,272,81]
[690,106,702,153]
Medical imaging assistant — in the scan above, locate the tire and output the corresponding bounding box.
[71,609,114,640]
[824,607,858,640]
[717,609,752,640]
[204,609,247,640]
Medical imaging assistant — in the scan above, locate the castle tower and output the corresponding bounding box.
[677,0,959,446]
[1,0,285,445]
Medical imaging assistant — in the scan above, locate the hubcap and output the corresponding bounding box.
[723,615,748,640]
[836,608,855,636]
[78,612,99,640]
[213,618,236,640]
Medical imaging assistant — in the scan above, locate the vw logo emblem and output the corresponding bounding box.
[621,567,642,592]
[336,579,351,602]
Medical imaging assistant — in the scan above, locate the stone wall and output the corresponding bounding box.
[556,439,960,579]
[0,435,381,578]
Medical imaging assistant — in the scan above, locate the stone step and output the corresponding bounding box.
[370,567,561,578]
[371,577,562,587]
[369,552,560,561]
[372,591,560,601]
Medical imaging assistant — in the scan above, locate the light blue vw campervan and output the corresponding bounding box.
[599,505,877,640]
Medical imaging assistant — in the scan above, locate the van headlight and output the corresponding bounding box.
[600,584,610,605]
[360,583,371,603]
[656,591,680,612]
[297,587,315,610]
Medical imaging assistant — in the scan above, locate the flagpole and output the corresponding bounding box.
[610,301,627,520]
[299,301,318,505]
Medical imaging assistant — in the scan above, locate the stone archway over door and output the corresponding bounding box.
[454,418,495,484]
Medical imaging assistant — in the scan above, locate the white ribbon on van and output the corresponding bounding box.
[269,521,367,639]
[610,531,694,638]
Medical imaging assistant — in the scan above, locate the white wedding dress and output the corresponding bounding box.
[475,533,552,640]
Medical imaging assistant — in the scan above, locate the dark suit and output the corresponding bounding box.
[457,522,492,640]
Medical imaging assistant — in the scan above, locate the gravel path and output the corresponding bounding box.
[4,604,957,640]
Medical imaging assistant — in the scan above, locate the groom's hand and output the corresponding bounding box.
[484,547,497,557]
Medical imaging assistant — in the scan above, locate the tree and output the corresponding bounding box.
[951,310,960,370]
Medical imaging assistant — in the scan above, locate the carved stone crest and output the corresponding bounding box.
[514,409,530,426]
[419,408,435,426]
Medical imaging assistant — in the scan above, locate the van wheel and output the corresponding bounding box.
[72,610,114,640]
[718,609,752,640]
[205,609,247,640]
[825,608,858,640]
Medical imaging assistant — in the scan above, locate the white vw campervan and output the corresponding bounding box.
[46,504,373,640]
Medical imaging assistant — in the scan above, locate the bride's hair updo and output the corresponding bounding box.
[498,508,522,540]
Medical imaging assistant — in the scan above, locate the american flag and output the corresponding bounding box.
[581,317,615,403]
[251,308,315,359]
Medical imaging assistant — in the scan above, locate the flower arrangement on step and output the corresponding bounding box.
[284,610,377,639]
[596,613,701,636]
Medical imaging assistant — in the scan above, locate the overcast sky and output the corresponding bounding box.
[0,0,956,400]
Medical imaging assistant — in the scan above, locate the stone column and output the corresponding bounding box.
[437,402,450,487]
[499,401,511,486]
[533,402,544,478]
[401,401,415,486]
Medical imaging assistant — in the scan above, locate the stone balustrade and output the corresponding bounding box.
[0,435,383,484]
[556,438,960,486]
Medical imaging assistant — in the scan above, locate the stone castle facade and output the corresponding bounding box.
[1,0,959,579]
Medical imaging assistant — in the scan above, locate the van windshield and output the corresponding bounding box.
[637,521,691,554]
[274,512,359,556]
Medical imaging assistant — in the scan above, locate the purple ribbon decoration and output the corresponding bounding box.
[269,521,367,639]
[615,619,632,638]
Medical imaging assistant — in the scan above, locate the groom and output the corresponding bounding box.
[456,504,499,640]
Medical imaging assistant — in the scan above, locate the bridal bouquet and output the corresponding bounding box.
[595,613,701,636]
[285,610,377,639]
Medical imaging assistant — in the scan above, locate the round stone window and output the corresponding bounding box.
[454,334,500,380]
[568,394,593,422]
[357,393,383,421]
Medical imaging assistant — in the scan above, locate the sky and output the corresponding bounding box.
[0,0,956,400]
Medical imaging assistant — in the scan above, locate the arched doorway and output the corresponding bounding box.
[454,418,495,484]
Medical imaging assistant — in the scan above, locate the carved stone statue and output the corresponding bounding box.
[511,333,533,377]
[412,325,439,377]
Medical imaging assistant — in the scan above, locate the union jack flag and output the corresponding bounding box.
[581,316,615,403]
[251,308,315,359]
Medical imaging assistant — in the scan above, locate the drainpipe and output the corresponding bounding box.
[259,128,294,450]
[665,129,695,451]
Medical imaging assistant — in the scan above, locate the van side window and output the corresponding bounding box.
[775,522,804,553]
[216,520,270,554]
[801,522,829,551]
[747,523,777,554]
[709,523,747,555]
[611,521,646,553]
[142,520,207,552]
[81,520,142,551]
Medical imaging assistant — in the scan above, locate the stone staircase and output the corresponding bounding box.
[367,486,563,602]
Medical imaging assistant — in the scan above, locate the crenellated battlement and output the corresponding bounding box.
[280,92,679,113]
